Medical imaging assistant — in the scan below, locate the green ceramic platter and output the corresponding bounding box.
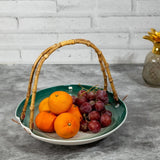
[15,84,127,145]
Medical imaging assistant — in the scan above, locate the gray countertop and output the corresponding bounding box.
[0,64,160,160]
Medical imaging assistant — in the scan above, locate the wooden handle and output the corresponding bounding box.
[20,39,118,130]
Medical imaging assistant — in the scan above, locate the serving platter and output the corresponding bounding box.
[15,84,127,145]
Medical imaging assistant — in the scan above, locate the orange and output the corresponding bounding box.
[35,111,56,133]
[48,91,73,115]
[68,104,82,122]
[54,112,80,139]
[39,97,50,112]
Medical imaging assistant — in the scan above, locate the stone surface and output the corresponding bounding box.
[0,64,160,160]
[0,0,160,64]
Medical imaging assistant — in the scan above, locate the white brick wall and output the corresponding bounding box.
[0,50,20,64]
[19,18,91,32]
[136,0,160,15]
[0,1,56,17]
[98,0,132,15]
[95,17,160,32]
[21,48,91,64]
[0,34,57,49]
[57,0,96,14]
[0,0,159,64]
[58,33,129,48]
[0,18,17,31]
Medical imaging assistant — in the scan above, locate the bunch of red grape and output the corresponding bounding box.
[72,89,112,133]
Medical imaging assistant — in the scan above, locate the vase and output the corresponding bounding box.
[142,43,160,86]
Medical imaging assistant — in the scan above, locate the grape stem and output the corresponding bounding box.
[78,84,99,97]
[83,113,89,122]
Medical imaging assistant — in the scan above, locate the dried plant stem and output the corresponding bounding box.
[20,39,118,130]
[29,45,61,129]
[97,51,107,90]
[101,54,118,101]
[20,45,56,121]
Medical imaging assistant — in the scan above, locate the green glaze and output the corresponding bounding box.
[16,84,127,143]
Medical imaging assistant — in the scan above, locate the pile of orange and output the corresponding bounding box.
[35,91,82,139]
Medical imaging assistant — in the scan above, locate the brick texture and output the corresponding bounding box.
[19,18,91,32]
[98,0,132,15]
[92,49,148,64]
[136,0,160,15]
[95,17,160,32]
[0,50,20,64]
[21,48,91,64]
[0,1,56,17]
[0,0,159,64]
[58,33,129,48]
[57,0,96,14]
[130,33,153,49]
[0,18,17,31]
[0,34,57,49]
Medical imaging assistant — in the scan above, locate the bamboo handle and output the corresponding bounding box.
[20,39,118,130]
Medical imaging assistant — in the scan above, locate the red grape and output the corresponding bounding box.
[87,91,96,100]
[96,90,108,102]
[76,96,87,107]
[89,100,95,110]
[104,97,109,105]
[78,90,87,98]
[79,102,92,114]
[88,111,100,121]
[101,110,112,117]
[95,100,105,112]
[100,113,112,127]
[80,120,88,132]
[72,95,77,104]
[88,120,101,133]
